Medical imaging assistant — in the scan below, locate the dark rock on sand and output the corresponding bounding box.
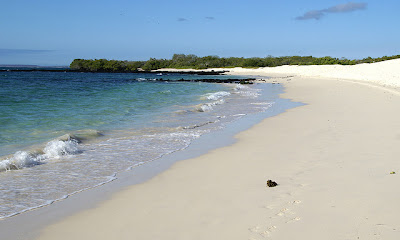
[267,180,278,187]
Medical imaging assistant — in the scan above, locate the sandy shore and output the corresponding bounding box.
[158,59,400,88]
[35,60,400,239]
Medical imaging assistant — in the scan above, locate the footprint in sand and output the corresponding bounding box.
[248,224,279,238]
[260,226,277,238]
[276,207,292,216]
[252,199,302,238]
[263,205,275,210]
[248,225,262,233]
[289,200,302,205]
[286,216,301,223]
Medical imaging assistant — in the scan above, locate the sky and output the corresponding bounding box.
[1,0,399,66]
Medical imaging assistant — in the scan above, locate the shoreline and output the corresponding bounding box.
[0,75,274,220]
[3,59,400,239]
[36,74,400,240]
[159,58,400,88]
[0,81,299,239]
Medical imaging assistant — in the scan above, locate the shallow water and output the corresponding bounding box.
[0,71,288,219]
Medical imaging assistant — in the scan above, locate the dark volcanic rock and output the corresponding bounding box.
[154,70,228,75]
[159,78,255,84]
[267,180,278,187]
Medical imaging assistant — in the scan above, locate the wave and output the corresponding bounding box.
[194,91,232,112]
[0,139,80,172]
[195,99,225,112]
[234,84,249,91]
[136,77,157,81]
[0,130,103,172]
[250,102,275,111]
[182,120,216,130]
[203,91,231,100]
[174,109,190,115]
[233,84,261,98]
[0,172,118,220]
[57,129,103,143]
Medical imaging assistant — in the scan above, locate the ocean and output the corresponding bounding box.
[0,71,289,219]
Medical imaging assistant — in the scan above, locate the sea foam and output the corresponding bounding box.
[204,91,231,100]
[234,84,261,98]
[196,99,225,112]
[43,139,79,158]
[196,91,230,112]
[0,139,79,172]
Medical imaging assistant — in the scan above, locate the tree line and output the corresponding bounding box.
[69,54,400,72]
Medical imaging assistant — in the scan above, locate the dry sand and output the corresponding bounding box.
[159,58,400,88]
[38,60,400,239]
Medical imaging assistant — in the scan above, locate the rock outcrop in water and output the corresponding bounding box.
[153,78,255,84]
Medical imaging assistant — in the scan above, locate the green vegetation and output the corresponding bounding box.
[70,59,145,72]
[70,54,400,72]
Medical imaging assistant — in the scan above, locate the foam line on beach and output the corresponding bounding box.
[0,173,118,220]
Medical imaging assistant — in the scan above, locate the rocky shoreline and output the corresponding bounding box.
[0,69,228,75]
[152,78,255,84]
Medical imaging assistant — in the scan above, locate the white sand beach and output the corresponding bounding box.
[159,59,400,88]
[35,59,400,239]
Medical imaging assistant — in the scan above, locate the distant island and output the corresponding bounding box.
[69,54,400,73]
[0,64,39,68]
[0,65,70,72]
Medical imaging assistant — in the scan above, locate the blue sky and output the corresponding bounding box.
[1,0,399,65]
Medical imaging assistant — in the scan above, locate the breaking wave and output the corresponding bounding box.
[202,91,231,100]
[195,99,225,112]
[0,139,80,172]
[234,84,261,98]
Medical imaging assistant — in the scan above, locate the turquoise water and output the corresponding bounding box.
[0,72,235,156]
[0,71,284,219]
